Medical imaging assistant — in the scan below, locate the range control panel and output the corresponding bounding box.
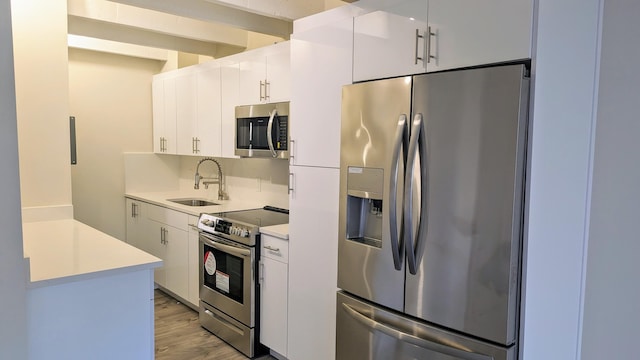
[198,213,255,245]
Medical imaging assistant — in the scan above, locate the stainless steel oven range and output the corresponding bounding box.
[197,206,289,358]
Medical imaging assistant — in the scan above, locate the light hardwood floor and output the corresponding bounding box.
[154,290,276,360]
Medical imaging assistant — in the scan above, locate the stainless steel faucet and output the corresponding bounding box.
[194,157,227,200]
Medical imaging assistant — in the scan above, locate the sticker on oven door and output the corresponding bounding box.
[204,251,216,276]
[215,271,230,293]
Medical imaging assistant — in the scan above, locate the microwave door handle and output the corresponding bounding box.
[389,114,409,270]
[267,109,278,158]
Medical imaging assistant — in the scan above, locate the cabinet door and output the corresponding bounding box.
[196,66,222,157]
[353,0,428,82]
[146,220,167,288]
[176,73,198,155]
[125,198,146,248]
[290,17,353,168]
[153,77,178,154]
[288,166,340,360]
[238,55,267,105]
[265,43,290,103]
[164,224,189,301]
[220,63,240,158]
[187,216,200,307]
[427,0,532,72]
[152,79,165,153]
[260,256,288,356]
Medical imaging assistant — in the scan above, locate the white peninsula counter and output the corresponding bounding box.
[23,218,162,360]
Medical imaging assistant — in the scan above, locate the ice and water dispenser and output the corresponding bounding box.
[345,166,384,248]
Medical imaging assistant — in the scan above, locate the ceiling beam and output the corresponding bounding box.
[68,34,170,61]
[107,0,293,39]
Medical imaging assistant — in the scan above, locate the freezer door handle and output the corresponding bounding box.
[404,113,429,275]
[389,114,409,270]
[342,303,492,360]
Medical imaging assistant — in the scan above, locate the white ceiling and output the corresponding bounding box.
[68,0,354,59]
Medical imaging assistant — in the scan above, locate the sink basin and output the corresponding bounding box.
[167,198,219,207]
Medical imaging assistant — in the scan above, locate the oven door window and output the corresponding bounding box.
[202,242,244,304]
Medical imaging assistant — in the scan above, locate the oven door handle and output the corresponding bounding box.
[201,235,250,258]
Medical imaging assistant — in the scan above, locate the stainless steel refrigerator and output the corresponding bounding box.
[336,64,529,360]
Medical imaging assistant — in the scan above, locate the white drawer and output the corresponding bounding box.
[261,234,289,263]
[146,203,189,231]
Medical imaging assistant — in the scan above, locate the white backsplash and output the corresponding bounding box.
[178,156,290,209]
[124,153,290,209]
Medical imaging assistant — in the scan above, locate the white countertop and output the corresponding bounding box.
[260,224,289,239]
[23,219,162,288]
[125,191,271,216]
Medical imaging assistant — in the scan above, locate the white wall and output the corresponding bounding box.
[580,0,640,358]
[68,48,163,240]
[12,0,72,209]
[0,0,28,357]
[521,0,602,359]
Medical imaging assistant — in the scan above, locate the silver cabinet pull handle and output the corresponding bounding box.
[260,80,265,101]
[265,80,270,101]
[288,172,294,195]
[264,245,280,252]
[196,137,200,153]
[259,261,264,284]
[289,139,295,164]
[426,26,436,64]
[415,29,425,64]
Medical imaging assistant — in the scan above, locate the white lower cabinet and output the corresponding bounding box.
[187,215,200,307]
[125,198,198,307]
[287,166,340,360]
[260,233,289,357]
[125,198,146,249]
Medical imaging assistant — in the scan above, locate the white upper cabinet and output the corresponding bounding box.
[353,0,429,82]
[290,17,353,168]
[427,0,532,72]
[220,62,240,158]
[156,66,223,157]
[175,72,198,156]
[264,42,291,103]
[195,65,222,157]
[353,0,532,82]
[152,76,177,154]
[238,42,290,105]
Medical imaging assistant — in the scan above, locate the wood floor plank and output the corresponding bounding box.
[154,290,275,360]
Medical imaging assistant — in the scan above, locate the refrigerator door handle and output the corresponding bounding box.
[389,114,409,270]
[404,113,429,275]
[341,303,492,360]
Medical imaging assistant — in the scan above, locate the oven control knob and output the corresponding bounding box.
[241,229,249,237]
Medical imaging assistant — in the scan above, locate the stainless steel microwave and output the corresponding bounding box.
[235,102,289,159]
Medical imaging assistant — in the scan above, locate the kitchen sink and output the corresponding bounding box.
[167,198,219,207]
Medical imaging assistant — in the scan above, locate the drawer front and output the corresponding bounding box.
[147,203,189,230]
[261,234,289,263]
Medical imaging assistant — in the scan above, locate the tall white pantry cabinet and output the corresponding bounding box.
[287,8,358,360]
